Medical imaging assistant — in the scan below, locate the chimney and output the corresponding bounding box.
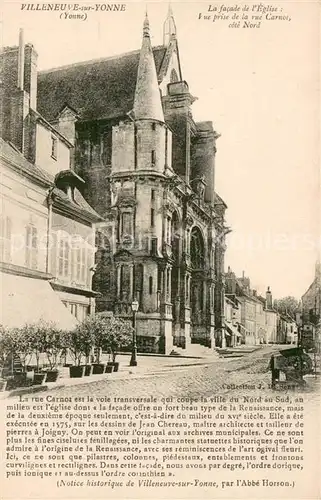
[17,29,24,90]
[266,286,273,309]
[24,43,38,110]
[1,30,35,156]
[253,289,257,297]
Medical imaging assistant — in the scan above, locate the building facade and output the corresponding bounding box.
[300,261,321,351]
[223,295,241,347]
[36,11,228,354]
[263,286,278,343]
[0,31,101,330]
[225,269,258,345]
[225,268,283,346]
[302,261,321,326]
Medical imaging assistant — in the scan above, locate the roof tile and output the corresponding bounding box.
[37,46,167,122]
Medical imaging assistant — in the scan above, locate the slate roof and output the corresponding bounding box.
[37,46,167,122]
[1,138,102,222]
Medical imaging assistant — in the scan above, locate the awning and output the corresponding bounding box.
[225,322,242,338]
[0,272,78,331]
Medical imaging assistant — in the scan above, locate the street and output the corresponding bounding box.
[40,346,320,402]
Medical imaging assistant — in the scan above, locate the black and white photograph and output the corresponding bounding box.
[0,1,320,499]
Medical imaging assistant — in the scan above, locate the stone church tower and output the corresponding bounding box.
[37,9,229,354]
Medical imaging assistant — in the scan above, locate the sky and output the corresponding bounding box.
[1,0,320,299]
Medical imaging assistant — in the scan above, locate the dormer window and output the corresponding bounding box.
[51,135,58,160]
[54,170,85,200]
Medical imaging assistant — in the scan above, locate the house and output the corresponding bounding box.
[225,268,258,345]
[224,294,242,347]
[285,317,298,345]
[302,261,321,326]
[36,9,229,354]
[0,30,102,330]
[253,290,266,344]
[263,286,278,343]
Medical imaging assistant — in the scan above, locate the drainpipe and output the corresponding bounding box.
[46,188,54,274]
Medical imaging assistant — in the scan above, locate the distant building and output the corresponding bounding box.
[300,261,321,352]
[224,295,242,347]
[225,268,259,345]
[264,287,278,343]
[285,317,298,345]
[225,268,284,346]
[253,290,265,344]
[276,315,287,344]
[302,261,321,326]
[0,30,102,330]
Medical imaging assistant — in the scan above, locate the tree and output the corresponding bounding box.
[100,315,134,362]
[273,296,300,319]
[65,326,92,367]
[18,321,48,373]
[13,327,35,370]
[0,325,21,375]
[78,314,133,363]
[43,324,66,370]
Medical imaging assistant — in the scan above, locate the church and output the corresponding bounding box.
[37,8,229,354]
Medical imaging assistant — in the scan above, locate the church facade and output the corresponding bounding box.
[37,9,229,354]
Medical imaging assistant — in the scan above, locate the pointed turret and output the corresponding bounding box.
[163,4,177,45]
[133,13,164,123]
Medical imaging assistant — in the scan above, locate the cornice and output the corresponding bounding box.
[50,280,100,298]
[0,261,52,280]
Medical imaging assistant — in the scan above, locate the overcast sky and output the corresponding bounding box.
[1,1,320,299]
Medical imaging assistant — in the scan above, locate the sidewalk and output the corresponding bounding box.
[0,352,222,399]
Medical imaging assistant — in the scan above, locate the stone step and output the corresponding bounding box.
[185,344,218,358]
[170,344,218,358]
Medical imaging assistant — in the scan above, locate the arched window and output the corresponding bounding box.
[190,227,205,269]
[171,211,180,260]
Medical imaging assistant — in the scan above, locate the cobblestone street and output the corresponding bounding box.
[41,346,320,403]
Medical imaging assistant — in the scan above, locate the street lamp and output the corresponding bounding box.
[130,299,139,367]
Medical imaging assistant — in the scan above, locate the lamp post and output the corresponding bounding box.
[130,299,139,367]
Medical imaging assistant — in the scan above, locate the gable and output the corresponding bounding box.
[158,39,183,95]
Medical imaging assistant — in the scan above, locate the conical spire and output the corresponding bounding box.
[163,3,177,45]
[133,13,164,123]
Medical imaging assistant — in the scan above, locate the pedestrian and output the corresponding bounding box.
[269,354,279,389]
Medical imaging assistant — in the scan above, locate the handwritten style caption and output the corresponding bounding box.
[199,4,292,28]
[20,3,126,21]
